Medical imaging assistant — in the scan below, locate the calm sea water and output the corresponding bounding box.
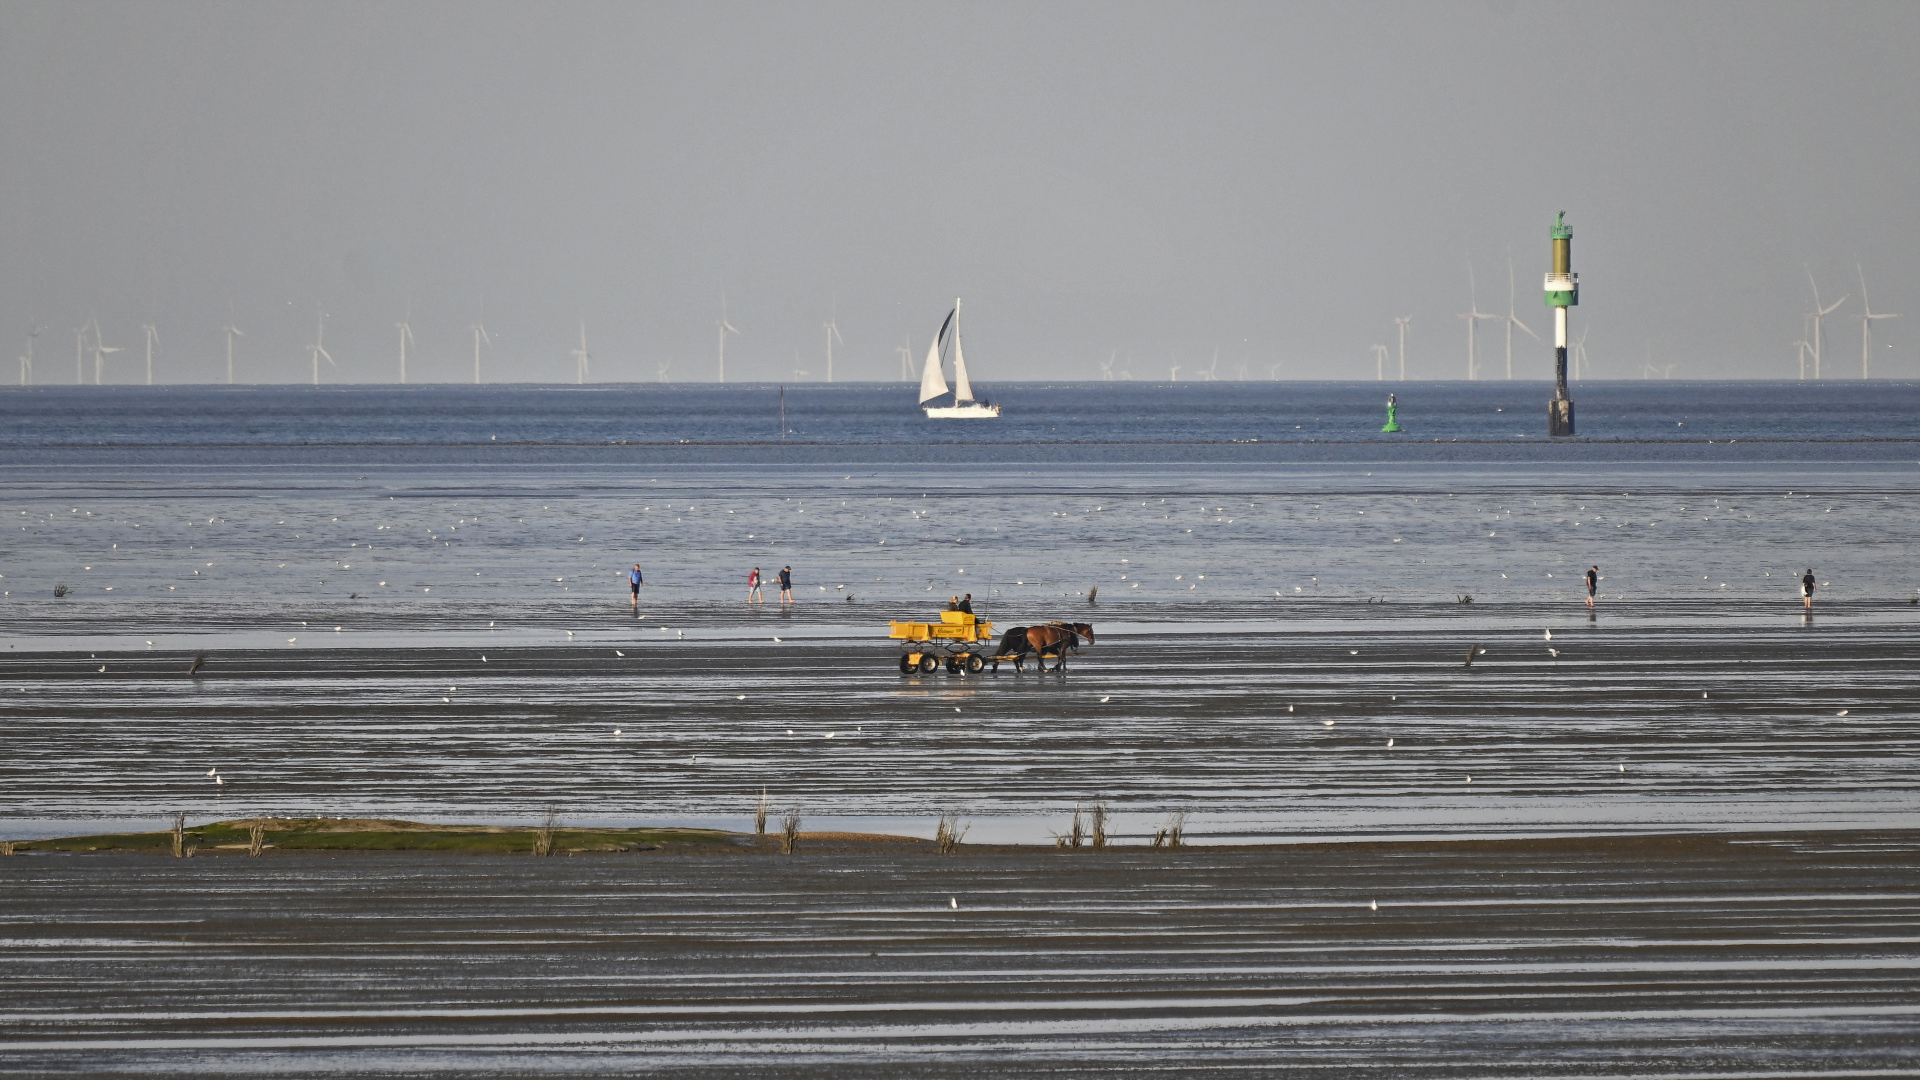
[4,379,1918,461]
[2,381,1917,838]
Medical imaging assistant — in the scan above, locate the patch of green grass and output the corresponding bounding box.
[12,820,746,856]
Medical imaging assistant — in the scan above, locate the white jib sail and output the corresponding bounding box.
[918,332,949,404]
[951,299,973,403]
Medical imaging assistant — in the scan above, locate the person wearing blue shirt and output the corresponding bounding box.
[778,565,793,606]
[628,564,644,613]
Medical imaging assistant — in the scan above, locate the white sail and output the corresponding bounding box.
[918,336,948,403]
[951,298,973,403]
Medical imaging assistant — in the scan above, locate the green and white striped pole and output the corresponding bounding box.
[1546,212,1579,436]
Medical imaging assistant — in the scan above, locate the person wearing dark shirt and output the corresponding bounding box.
[1585,566,1598,609]
[778,565,793,605]
[958,593,973,614]
[1802,568,1816,612]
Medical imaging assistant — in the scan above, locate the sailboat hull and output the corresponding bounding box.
[924,402,1001,418]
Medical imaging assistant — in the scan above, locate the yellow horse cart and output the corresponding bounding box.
[890,611,997,674]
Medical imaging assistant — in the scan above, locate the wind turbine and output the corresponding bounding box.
[1098,351,1115,380]
[88,319,121,385]
[308,307,335,385]
[1202,347,1220,381]
[655,359,672,383]
[1372,344,1389,381]
[1459,266,1501,380]
[140,322,158,385]
[716,295,739,383]
[74,326,86,385]
[19,326,41,386]
[1570,320,1591,381]
[1805,268,1846,380]
[572,320,591,384]
[1267,362,1283,380]
[394,308,413,384]
[791,351,810,380]
[470,320,490,384]
[822,315,842,382]
[223,323,244,384]
[1168,361,1181,382]
[1502,256,1540,379]
[1857,264,1899,379]
[1393,316,1410,380]
[897,340,912,381]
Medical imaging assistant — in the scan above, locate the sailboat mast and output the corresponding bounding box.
[951,297,973,403]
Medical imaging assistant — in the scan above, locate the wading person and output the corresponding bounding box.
[627,564,644,613]
[778,565,793,606]
[1585,566,1599,609]
[747,566,763,605]
[1802,568,1816,612]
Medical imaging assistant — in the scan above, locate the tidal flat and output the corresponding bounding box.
[3,831,1917,1077]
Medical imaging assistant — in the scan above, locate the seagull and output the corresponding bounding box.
[1386,738,1394,747]
[950,897,958,909]
[737,695,746,700]
[1838,709,1849,716]
[1544,629,1552,640]
[1369,899,1377,912]
[824,732,835,739]
[98,665,106,672]
[207,768,218,778]
[287,638,297,644]
[1349,650,1359,655]
[613,728,622,737]
[786,729,794,735]
[1100,696,1110,703]
[1323,720,1335,728]
[215,776,224,786]
[1287,705,1294,713]
[614,651,624,657]
[773,637,782,643]
[481,656,487,662]
[1618,763,1625,772]
[566,631,574,639]
[954,707,961,713]
[1548,648,1559,658]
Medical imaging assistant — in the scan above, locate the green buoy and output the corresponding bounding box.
[1381,393,1403,433]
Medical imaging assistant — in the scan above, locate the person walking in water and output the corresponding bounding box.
[778,565,793,606]
[747,566,763,605]
[1585,566,1599,609]
[1802,568,1816,612]
[627,564,645,613]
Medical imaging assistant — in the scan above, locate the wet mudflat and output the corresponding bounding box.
[3,832,1917,1077]
[4,623,1917,840]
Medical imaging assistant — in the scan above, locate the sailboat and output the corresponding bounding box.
[919,298,1000,418]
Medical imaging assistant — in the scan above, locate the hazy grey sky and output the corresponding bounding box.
[4,1,1918,384]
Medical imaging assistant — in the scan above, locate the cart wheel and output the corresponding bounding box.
[918,654,939,674]
[967,654,986,674]
[944,657,960,675]
[899,653,916,675]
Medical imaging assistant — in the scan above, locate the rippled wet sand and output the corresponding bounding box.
[3,625,1915,842]
[3,833,1917,1076]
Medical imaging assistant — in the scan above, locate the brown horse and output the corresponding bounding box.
[993,623,1097,672]
[1025,622,1093,671]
